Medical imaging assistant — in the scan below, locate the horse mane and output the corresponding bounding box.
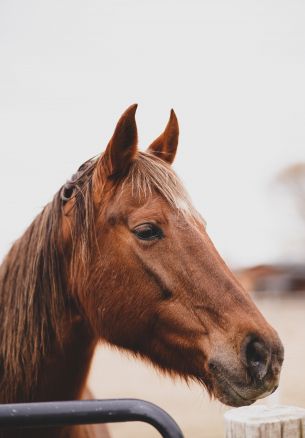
[0,196,64,401]
[0,167,96,402]
[0,151,198,402]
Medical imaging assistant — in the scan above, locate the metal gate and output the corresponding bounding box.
[0,398,184,438]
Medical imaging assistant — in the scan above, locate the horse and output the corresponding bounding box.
[0,105,283,437]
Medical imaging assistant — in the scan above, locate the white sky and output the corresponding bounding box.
[0,0,305,267]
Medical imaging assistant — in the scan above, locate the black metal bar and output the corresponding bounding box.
[0,398,184,438]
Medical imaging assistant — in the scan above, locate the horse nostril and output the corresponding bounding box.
[243,337,270,381]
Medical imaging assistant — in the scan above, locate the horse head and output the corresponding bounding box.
[62,105,283,407]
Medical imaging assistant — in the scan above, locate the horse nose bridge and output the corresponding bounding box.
[192,285,265,336]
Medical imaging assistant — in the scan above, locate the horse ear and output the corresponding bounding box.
[98,104,138,179]
[147,109,179,164]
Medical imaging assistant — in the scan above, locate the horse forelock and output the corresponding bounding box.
[124,152,203,223]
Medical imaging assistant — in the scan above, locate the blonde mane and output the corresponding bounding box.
[126,152,201,220]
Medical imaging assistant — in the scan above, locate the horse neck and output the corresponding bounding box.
[33,317,97,402]
[0,260,96,402]
[0,200,97,403]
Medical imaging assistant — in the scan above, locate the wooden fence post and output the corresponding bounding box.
[224,405,305,438]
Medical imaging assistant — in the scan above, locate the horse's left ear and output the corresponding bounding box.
[147,109,179,164]
[96,104,138,180]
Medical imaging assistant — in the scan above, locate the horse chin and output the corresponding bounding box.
[206,364,278,408]
[212,379,257,407]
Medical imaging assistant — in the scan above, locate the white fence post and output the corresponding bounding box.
[224,405,305,438]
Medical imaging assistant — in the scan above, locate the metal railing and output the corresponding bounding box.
[0,398,184,438]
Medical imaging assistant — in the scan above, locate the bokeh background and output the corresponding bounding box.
[1,1,304,437]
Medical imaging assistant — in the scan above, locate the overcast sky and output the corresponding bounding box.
[0,0,304,267]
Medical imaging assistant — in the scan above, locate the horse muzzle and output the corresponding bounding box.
[207,333,284,407]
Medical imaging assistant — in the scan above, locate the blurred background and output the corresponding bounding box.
[0,1,304,437]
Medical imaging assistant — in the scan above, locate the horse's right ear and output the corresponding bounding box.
[95,104,138,181]
[147,109,179,164]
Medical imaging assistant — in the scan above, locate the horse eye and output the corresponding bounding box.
[133,223,163,241]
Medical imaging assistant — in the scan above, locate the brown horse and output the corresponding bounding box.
[0,105,283,437]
